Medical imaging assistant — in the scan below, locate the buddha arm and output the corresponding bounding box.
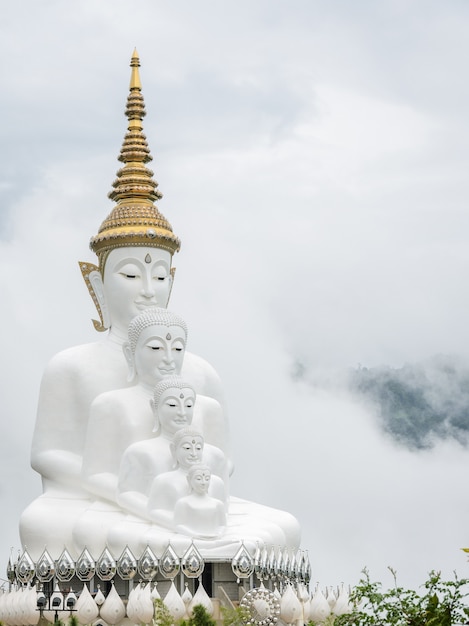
[117,446,152,519]
[174,499,226,537]
[208,474,228,504]
[81,394,123,502]
[85,473,118,503]
[147,508,174,529]
[182,351,226,408]
[147,477,177,529]
[117,490,149,519]
[194,396,231,457]
[173,500,196,536]
[31,353,87,489]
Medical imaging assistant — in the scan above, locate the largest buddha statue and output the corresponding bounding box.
[19,51,300,562]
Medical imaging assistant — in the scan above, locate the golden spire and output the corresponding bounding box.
[129,48,142,91]
[89,50,180,269]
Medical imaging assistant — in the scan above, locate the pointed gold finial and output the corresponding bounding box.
[89,51,181,271]
[129,48,142,91]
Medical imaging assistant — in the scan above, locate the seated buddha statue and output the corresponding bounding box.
[73,371,198,556]
[19,53,227,560]
[146,429,226,530]
[20,51,301,563]
[104,389,229,557]
[109,385,295,558]
[173,464,227,539]
[81,307,189,504]
[117,377,229,521]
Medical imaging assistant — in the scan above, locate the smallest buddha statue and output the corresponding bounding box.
[174,464,226,538]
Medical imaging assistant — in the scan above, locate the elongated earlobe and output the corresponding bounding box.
[150,399,160,434]
[166,268,176,306]
[122,342,136,382]
[79,262,110,332]
[169,443,178,469]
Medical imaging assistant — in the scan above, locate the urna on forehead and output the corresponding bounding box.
[187,463,211,478]
[102,246,172,270]
[152,375,196,409]
[172,427,204,448]
[127,307,188,352]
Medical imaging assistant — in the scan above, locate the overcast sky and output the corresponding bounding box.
[1,0,469,594]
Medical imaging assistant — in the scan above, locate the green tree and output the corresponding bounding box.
[154,601,217,626]
[220,605,250,626]
[186,604,217,626]
[320,568,469,626]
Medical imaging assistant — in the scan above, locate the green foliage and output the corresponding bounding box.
[220,605,250,626]
[153,597,175,626]
[310,616,336,626]
[153,600,216,626]
[328,568,469,626]
[186,604,217,626]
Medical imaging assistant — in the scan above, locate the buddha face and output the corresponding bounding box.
[102,246,172,331]
[189,467,211,495]
[174,435,204,470]
[132,325,186,387]
[156,387,195,436]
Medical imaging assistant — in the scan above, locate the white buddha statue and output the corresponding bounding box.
[19,52,226,560]
[19,51,302,563]
[81,307,189,504]
[72,374,199,557]
[146,429,226,530]
[117,377,229,520]
[173,464,227,539]
[110,385,293,558]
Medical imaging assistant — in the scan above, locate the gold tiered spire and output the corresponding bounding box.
[90,49,180,269]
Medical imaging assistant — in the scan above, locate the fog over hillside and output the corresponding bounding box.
[350,355,469,449]
[293,354,469,450]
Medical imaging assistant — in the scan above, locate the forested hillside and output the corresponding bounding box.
[350,355,469,449]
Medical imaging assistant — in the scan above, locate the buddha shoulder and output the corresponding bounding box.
[182,351,224,405]
[40,341,127,384]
